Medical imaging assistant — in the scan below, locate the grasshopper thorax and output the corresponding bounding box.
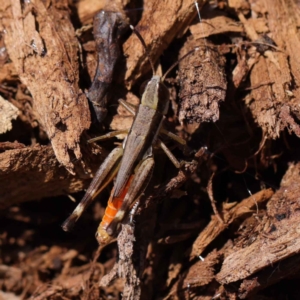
[141,75,170,115]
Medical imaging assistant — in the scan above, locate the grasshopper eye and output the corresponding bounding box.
[139,80,149,96]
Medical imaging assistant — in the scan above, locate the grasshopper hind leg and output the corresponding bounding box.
[106,156,155,236]
[62,146,123,232]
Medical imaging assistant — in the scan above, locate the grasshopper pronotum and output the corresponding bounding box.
[62,25,198,245]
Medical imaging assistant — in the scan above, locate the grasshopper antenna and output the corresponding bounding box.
[162,47,200,81]
[130,25,156,75]
[162,1,207,82]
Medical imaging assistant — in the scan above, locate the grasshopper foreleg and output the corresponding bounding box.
[62,146,123,231]
[106,155,155,236]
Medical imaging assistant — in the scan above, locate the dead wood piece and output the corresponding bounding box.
[75,0,130,25]
[0,142,25,152]
[237,1,300,139]
[0,144,104,207]
[228,0,250,13]
[1,0,91,173]
[216,212,300,284]
[123,0,206,88]
[266,163,300,220]
[238,254,300,299]
[75,0,107,24]
[17,245,105,299]
[190,189,273,259]
[30,286,64,300]
[100,224,140,300]
[0,95,19,134]
[216,163,300,284]
[166,250,221,300]
[99,263,119,287]
[0,265,23,292]
[0,62,17,84]
[118,224,141,300]
[247,55,279,136]
[87,10,128,123]
[232,47,249,89]
[178,38,227,125]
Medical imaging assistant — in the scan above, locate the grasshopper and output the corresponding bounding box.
[62,25,197,245]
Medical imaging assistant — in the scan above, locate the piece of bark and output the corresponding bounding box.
[237,0,300,139]
[87,10,128,123]
[0,265,23,293]
[231,46,249,89]
[0,62,17,84]
[1,0,91,173]
[190,188,273,259]
[0,144,104,208]
[123,0,207,88]
[228,0,250,13]
[216,162,300,284]
[75,0,107,24]
[0,142,25,152]
[100,224,141,300]
[238,254,300,299]
[75,0,130,25]
[178,38,227,126]
[0,96,19,134]
[117,224,141,300]
[166,250,221,300]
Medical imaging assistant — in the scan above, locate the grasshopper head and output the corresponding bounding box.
[141,75,170,115]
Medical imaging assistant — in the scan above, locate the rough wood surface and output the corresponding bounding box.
[123,0,207,88]
[0,95,19,134]
[0,144,104,207]
[1,0,91,173]
[190,188,273,259]
[216,163,300,284]
[243,0,300,138]
[178,38,227,125]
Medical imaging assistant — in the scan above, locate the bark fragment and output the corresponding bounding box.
[178,38,227,126]
[123,0,207,88]
[87,10,128,123]
[0,96,19,134]
[190,189,273,259]
[1,0,91,173]
[236,0,300,139]
[216,163,300,285]
[0,144,104,208]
